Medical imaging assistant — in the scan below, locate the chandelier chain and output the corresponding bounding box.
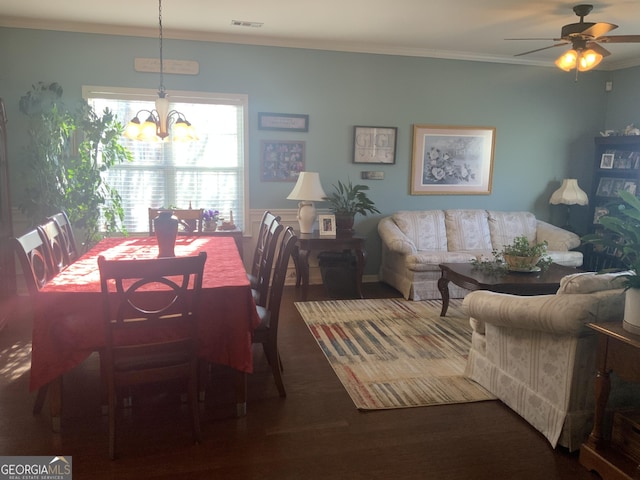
[158,0,165,95]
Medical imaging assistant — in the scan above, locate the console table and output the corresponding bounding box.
[580,322,640,479]
[292,231,366,301]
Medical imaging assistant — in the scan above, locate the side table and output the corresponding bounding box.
[291,231,366,301]
[579,322,640,479]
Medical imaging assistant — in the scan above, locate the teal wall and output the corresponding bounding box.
[1,26,622,274]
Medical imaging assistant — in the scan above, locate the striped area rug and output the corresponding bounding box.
[295,298,496,410]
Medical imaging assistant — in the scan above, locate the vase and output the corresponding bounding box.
[623,287,640,335]
[204,220,217,232]
[154,210,179,258]
[335,214,355,233]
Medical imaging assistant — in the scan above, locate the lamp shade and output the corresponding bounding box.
[549,179,589,206]
[287,172,327,201]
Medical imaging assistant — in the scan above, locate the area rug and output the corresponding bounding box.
[295,298,496,410]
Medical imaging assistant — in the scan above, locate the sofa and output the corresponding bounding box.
[463,271,639,451]
[378,209,583,300]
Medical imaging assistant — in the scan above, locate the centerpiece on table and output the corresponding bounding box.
[472,235,552,274]
[203,209,220,232]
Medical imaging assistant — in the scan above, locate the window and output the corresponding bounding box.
[83,86,249,233]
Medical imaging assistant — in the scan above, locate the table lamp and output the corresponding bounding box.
[287,172,327,233]
[549,178,588,231]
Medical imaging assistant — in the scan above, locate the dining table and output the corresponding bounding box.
[30,235,260,432]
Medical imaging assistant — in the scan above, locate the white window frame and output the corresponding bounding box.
[82,85,250,233]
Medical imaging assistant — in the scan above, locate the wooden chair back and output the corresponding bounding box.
[98,251,207,459]
[249,211,281,285]
[253,226,297,397]
[38,219,71,274]
[48,211,79,262]
[148,208,204,235]
[11,228,55,295]
[252,218,284,307]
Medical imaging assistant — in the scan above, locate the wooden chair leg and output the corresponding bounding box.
[267,344,286,397]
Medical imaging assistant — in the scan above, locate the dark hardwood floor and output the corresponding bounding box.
[0,282,598,479]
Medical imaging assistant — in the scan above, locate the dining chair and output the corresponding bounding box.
[251,217,284,307]
[48,211,79,263]
[11,228,58,415]
[247,211,281,288]
[148,208,204,235]
[38,219,71,274]
[253,226,297,397]
[98,251,207,459]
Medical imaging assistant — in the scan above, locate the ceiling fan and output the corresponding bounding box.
[507,4,640,72]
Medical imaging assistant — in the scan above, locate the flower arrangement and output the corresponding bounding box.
[203,209,219,223]
[471,235,552,273]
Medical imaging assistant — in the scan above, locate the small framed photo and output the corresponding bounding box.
[593,206,609,224]
[600,153,615,169]
[353,126,397,164]
[624,180,637,195]
[318,214,336,235]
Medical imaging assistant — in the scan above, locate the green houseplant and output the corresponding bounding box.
[582,189,640,333]
[19,82,132,250]
[324,180,380,232]
[472,235,551,273]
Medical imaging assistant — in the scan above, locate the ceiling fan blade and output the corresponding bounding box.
[598,35,640,43]
[580,22,618,39]
[514,42,568,57]
[587,42,612,57]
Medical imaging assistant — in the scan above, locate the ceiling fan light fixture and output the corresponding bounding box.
[555,49,578,71]
[578,49,603,71]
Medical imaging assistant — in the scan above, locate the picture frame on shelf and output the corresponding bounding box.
[600,153,615,169]
[410,125,495,195]
[260,140,305,182]
[258,112,309,132]
[596,177,614,197]
[624,180,637,195]
[318,214,336,236]
[593,206,609,224]
[353,126,397,164]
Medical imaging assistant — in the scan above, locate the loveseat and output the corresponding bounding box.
[463,272,638,451]
[378,209,583,300]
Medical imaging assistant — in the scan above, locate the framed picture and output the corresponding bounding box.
[593,206,609,224]
[600,153,615,169]
[318,214,336,235]
[596,177,614,197]
[410,125,496,195]
[258,112,309,132]
[624,180,637,195]
[260,140,305,182]
[353,126,397,164]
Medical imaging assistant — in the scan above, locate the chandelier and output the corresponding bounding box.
[124,0,196,142]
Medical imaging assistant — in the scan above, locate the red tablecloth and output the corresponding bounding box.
[30,236,259,392]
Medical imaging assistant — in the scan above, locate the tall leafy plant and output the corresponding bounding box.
[19,82,132,249]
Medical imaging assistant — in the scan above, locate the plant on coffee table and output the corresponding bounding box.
[472,235,552,273]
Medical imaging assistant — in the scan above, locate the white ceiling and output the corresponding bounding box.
[2,0,640,70]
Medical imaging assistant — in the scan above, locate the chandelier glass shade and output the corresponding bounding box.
[124,0,196,142]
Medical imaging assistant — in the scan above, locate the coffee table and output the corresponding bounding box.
[438,262,580,316]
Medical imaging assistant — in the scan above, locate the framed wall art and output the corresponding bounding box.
[353,126,397,164]
[258,112,309,132]
[410,125,496,195]
[260,140,305,182]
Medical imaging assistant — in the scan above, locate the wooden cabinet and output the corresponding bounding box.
[584,136,640,270]
[0,98,15,330]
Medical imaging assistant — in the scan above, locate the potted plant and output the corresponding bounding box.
[18,82,132,250]
[472,235,551,273]
[324,180,380,232]
[582,189,640,333]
